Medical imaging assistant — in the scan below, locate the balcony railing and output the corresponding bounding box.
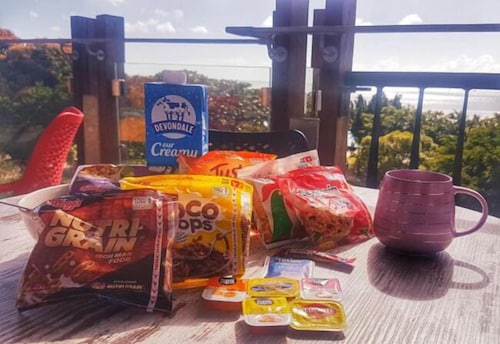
[1,1,499,215]
[344,72,500,187]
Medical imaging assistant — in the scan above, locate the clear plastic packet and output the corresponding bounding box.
[276,248,355,273]
[69,164,175,194]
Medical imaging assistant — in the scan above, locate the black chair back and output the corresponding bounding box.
[208,129,310,158]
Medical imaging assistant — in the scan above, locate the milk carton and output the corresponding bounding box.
[144,81,208,167]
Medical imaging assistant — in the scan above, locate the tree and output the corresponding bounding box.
[122,69,270,132]
[0,32,72,160]
[348,130,438,184]
[348,93,500,216]
[350,94,366,141]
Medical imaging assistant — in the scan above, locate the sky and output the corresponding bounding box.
[1,0,500,115]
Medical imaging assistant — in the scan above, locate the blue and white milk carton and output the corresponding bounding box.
[144,80,208,167]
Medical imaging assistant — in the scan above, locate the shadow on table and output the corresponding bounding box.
[233,320,345,343]
[367,243,490,300]
[0,252,178,344]
[234,320,288,344]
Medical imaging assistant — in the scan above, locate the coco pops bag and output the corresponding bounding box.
[120,174,253,289]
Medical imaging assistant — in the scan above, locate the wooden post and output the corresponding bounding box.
[71,16,96,164]
[312,0,356,168]
[71,15,124,164]
[270,0,309,130]
[95,15,125,163]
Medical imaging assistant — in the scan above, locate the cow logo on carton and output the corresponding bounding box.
[151,95,196,139]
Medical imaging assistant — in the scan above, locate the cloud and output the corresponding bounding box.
[50,26,61,33]
[355,53,500,74]
[431,54,500,73]
[153,9,184,19]
[354,56,422,72]
[108,0,125,6]
[191,26,208,34]
[399,14,423,25]
[125,19,160,34]
[157,22,176,33]
[29,10,39,18]
[172,9,183,19]
[356,18,373,26]
[262,15,273,27]
[154,9,169,17]
[125,19,176,34]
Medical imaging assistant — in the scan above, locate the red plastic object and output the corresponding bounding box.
[0,107,84,196]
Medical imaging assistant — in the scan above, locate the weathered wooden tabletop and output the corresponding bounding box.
[0,186,498,344]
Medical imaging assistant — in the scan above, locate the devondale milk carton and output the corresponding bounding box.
[145,75,208,167]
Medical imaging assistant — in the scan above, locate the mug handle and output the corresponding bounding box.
[452,186,489,237]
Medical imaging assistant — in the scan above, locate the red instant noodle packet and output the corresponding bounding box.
[276,165,373,250]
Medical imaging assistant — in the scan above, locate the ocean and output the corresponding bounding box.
[382,88,500,118]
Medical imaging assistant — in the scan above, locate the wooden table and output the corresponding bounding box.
[0,187,498,344]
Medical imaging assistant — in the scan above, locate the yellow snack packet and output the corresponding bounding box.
[120,174,253,289]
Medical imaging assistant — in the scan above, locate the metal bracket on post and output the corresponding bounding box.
[71,43,105,62]
[319,34,338,63]
[86,44,105,61]
[265,35,288,63]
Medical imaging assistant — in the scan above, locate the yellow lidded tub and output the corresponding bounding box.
[289,299,346,331]
[202,276,247,311]
[246,277,300,298]
[242,297,291,334]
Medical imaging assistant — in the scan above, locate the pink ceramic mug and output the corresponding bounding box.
[374,169,489,255]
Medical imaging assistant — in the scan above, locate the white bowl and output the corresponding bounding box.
[18,184,69,239]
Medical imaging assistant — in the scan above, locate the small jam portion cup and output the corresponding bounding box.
[242,297,292,334]
[202,276,247,311]
[300,278,342,301]
[289,300,346,332]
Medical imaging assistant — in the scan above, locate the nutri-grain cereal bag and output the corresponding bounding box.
[120,174,253,289]
[16,189,178,313]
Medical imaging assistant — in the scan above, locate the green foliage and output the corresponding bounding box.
[348,130,438,184]
[348,93,500,216]
[122,141,146,163]
[461,115,500,213]
[0,43,72,160]
[130,69,270,132]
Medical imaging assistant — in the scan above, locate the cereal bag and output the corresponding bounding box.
[120,174,253,289]
[17,189,178,313]
[178,150,276,177]
[276,165,373,250]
